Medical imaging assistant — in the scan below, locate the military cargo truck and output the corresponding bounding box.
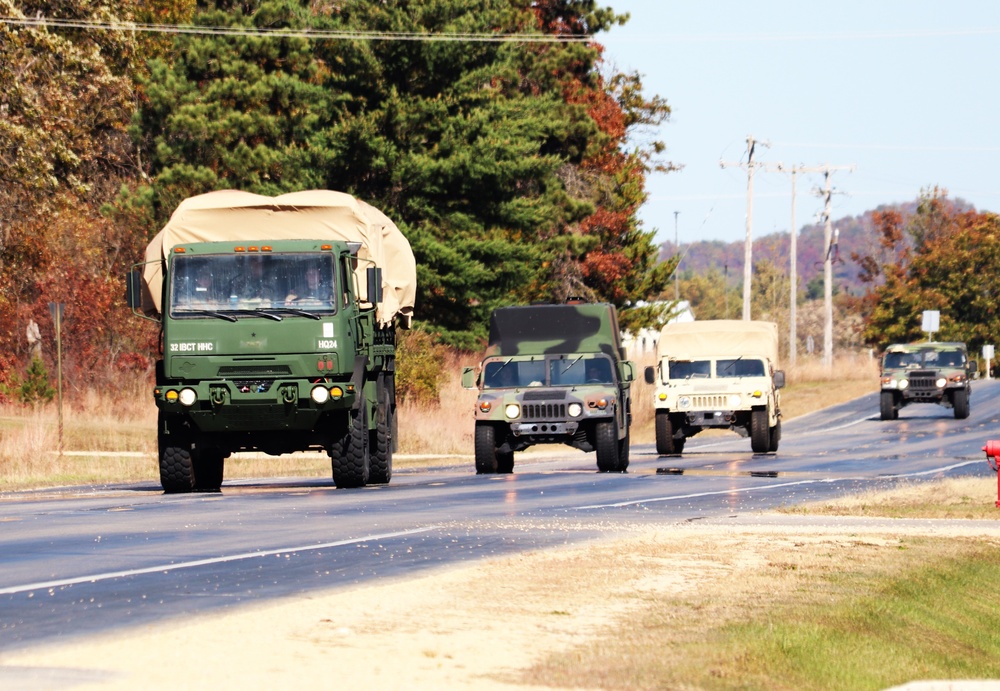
[461,303,635,473]
[879,342,973,420]
[644,320,784,454]
[127,190,416,492]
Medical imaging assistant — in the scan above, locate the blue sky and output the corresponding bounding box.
[598,1,1000,246]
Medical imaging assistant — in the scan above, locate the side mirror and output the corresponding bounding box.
[620,361,635,383]
[644,366,656,385]
[461,366,478,390]
[366,267,383,304]
[773,370,786,389]
[126,269,143,309]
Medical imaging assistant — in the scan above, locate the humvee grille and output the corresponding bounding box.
[908,376,938,390]
[691,394,730,408]
[522,403,566,420]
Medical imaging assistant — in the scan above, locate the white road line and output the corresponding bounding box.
[573,459,984,510]
[0,526,438,596]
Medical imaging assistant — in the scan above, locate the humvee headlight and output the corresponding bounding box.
[936,377,947,388]
[178,388,197,407]
[311,386,330,404]
[898,379,909,390]
[728,394,742,407]
[504,403,520,419]
[568,403,583,417]
[678,396,691,409]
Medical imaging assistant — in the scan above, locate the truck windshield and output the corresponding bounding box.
[170,253,337,316]
[483,359,546,388]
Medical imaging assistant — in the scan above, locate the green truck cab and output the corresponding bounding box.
[462,303,635,473]
[127,190,416,492]
[879,342,974,420]
[644,320,785,454]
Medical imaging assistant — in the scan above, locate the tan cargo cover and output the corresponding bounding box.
[656,320,779,364]
[141,190,416,327]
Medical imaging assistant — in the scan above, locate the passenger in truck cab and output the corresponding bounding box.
[285,264,331,306]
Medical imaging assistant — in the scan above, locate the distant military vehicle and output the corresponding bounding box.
[879,342,974,420]
[462,303,635,473]
[645,320,784,454]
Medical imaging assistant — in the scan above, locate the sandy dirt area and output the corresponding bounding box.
[3,515,1000,690]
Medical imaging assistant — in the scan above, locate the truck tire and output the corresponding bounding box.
[750,409,769,453]
[953,387,970,419]
[595,419,621,472]
[160,444,195,493]
[767,419,781,453]
[158,413,194,493]
[880,391,898,420]
[369,376,393,484]
[474,423,499,474]
[193,449,224,492]
[330,396,370,488]
[655,411,678,455]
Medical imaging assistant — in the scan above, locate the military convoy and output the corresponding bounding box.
[644,320,784,454]
[127,190,416,492]
[462,303,635,473]
[879,342,975,420]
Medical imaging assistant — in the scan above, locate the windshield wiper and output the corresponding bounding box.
[256,307,322,320]
[179,310,238,323]
[721,356,744,374]
[560,355,583,374]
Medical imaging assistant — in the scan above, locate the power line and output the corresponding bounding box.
[0,15,592,43]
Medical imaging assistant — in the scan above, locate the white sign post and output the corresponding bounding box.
[921,310,940,341]
[984,345,995,380]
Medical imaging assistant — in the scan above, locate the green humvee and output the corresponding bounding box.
[462,303,635,473]
[879,342,974,420]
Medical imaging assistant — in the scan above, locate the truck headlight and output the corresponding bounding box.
[898,379,909,390]
[504,403,520,419]
[311,385,330,404]
[728,394,742,407]
[178,388,197,406]
[568,403,583,417]
[936,377,947,388]
[678,396,691,409]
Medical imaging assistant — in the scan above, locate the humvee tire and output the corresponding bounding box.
[595,419,621,472]
[953,387,970,420]
[880,391,897,421]
[655,411,677,455]
[474,423,499,474]
[750,409,769,453]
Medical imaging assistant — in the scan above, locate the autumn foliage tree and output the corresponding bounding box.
[852,188,1000,354]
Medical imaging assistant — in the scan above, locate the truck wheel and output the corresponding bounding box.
[880,391,898,420]
[953,387,970,419]
[158,413,194,493]
[595,419,621,472]
[369,376,393,484]
[750,409,769,453]
[160,444,195,493]
[474,423,499,474]
[193,449,224,492]
[655,411,677,455]
[767,419,781,453]
[496,450,514,474]
[330,397,370,488]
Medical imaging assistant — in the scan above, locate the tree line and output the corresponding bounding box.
[0,0,675,399]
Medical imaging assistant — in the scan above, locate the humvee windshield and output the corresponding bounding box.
[883,349,965,369]
[483,355,614,388]
[667,358,765,379]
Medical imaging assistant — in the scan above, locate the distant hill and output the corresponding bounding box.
[660,198,975,297]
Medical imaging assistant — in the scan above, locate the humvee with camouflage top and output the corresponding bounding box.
[879,342,974,420]
[462,303,635,473]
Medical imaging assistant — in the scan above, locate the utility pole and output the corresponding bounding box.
[721,135,769,321]
[673,211,680,301]
[813,164,855,368]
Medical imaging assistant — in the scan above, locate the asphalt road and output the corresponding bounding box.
[2,382,998,652]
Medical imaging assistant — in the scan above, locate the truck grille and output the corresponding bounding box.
[908,371,938,390]
[522,403,566,420]
[218,365,292,377]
